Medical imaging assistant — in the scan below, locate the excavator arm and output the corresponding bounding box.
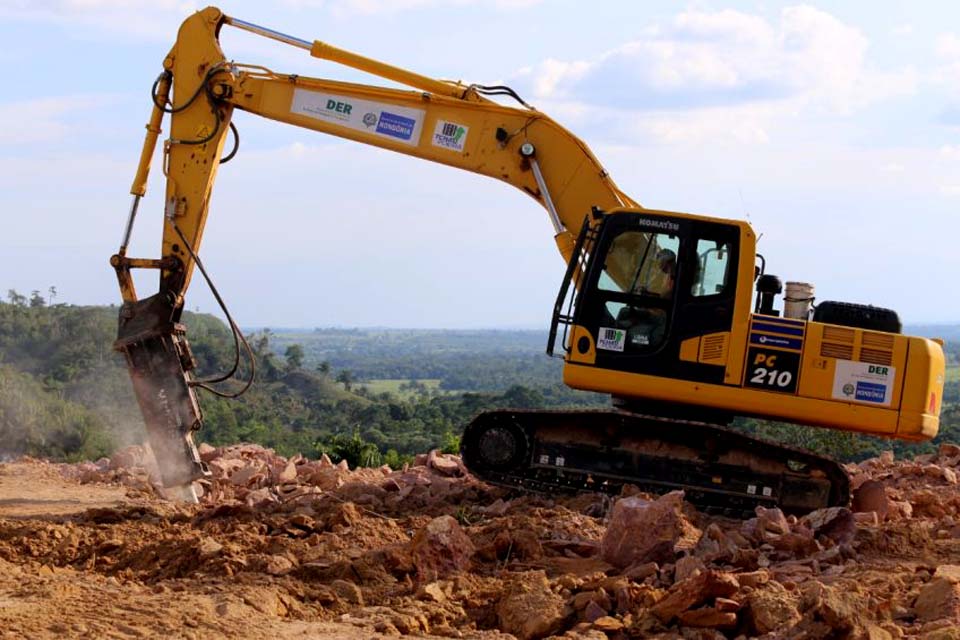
[112,6,636,494]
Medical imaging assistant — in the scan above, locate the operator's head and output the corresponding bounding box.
[657,248,676,274]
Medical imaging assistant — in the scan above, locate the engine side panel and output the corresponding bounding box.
[563,315,944,440]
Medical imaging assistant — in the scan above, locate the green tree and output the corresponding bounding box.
[501,384,544,409]
[440,429,460,455]
[284,343,304,371]
[336,369,354,390]
[384,448,413,469]
[316,428,382,468]
[0,365,113,461]
[316,360,331,376]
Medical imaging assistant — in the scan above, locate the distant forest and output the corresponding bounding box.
[1,289,959,468]
[0,291,599,466]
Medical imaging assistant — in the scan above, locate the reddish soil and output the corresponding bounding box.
[2,444,960,639]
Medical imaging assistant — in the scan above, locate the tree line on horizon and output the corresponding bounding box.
[1,288,959,469]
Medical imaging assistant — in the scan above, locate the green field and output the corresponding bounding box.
[360,378,446,400]
[947,366,960,384]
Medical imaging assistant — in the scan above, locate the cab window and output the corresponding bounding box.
[598,230,679,297]
[595,230,679,351]
[691,239,731,297]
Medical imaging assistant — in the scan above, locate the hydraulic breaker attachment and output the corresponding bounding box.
[114,293,209,494]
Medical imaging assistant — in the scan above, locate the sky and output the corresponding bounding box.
[1,0,959,329]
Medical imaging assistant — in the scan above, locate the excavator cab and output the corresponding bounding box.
[550,208,747,416]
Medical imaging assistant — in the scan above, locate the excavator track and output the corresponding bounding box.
[461,409,849,518]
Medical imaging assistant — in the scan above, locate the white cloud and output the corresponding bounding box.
[892,23,914,37]
[0,0,198,40]
[278,0,541,14]
[524,58,589,99]
[931,35,960,122]
[0,0,542,47]
[639,105,773,146]
[933,34,960,79]
[518,6,915,115]
[2,0,186,9]
[937,33,960,58]
[0,95,120,144]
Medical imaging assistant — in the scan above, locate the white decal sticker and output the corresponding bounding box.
[291,89,425,146]
[596,327,626,352]
[431,119,468,151]
[831,359,895,406]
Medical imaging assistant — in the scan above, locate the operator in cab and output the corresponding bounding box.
[610,244,677,349]
[638,248,676,298]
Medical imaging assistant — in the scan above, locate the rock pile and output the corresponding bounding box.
[34,442,960,638]
[61,442,493,516]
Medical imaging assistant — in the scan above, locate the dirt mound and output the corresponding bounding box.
[3,443,960,638]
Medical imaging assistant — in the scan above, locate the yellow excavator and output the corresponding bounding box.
[113,7,945,513]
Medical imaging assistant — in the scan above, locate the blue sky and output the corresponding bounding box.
[2,1,959,328]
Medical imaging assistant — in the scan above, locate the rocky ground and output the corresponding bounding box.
[2,444,960,639]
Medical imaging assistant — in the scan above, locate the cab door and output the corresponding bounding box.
[566,212,739,385]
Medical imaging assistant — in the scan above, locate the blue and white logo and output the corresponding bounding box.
[750,333,802,350]
[376,111,416,140]
[855,381,886,403]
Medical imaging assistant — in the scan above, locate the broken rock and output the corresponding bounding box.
[409,515,475,581]
[197,442,219,462]
[911,490,949,518]
[674,555,706,583]
[934,565,960,582]
[591,616,623,632]
[108,445,146,471]
[677,607,737,629]
[600,491,701,569]
[939,443,960,459]
[583,600,606,623]
[275,460,297,483]
[853,480,890,520]
[494,529,543,561]
[714,597,741,612]
[800,507,857,545]
[915,577,960,622]
[737,569,771,588]
[889,500,914,521]
[229,464,265,488]
[264,555,294,576]
[650,570,739,623]
[945,467,959,485]
[745,581,801,634]
[496,571,569,640]
[426,449,462,477]
[750,506,791,539]
[330,579,364,606]
[802,582,864,632]
[417,582,447,603]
